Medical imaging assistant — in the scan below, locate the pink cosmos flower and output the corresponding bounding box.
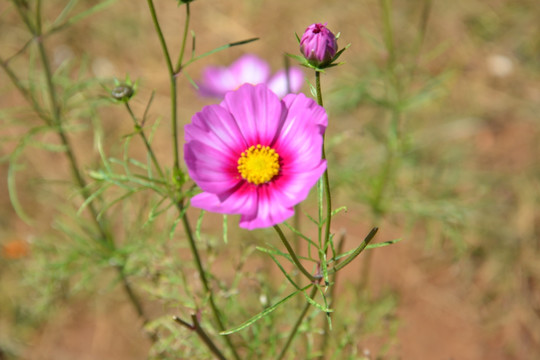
[198,54,304,99]
[185,84,327,230]
[300,23,338,67]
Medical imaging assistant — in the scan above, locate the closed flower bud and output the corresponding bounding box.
[300,23,338,67]
[111,84,134,102]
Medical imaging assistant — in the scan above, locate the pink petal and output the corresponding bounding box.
[191,182,258,216]
[230,54,271,86]
[273,93,327,169]
[186,104,247,155]
[198,66,238,97]
[184,141,239,194]
[239,184,294,230]
[267,67,304,98]
[272,160,326,208]
[222,84,285,146]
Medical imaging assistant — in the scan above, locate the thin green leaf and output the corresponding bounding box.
[145,196,172,225]
[330,227,379,274]
[128,158,150,171]
[182,37,259,69]
[195,210,205,241]
[282,221,318,248]
[331,206,347,217]
[97,188,148,220]
[220,285,311,335]
[169,215,183,240]
[303,288,332,313]
[77,183,110,216]
[257,247,300,289]
[257,245,316,263]
[48,0,116,34]
[7,162,33,225]
[222,215,228,244]
[142,91,156,125]
[330,43,351,63]
[365,238,401,249]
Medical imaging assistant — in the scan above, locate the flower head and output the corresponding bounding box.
[300,23,338,67]
[198,54,303,99]
[185,84,327,230]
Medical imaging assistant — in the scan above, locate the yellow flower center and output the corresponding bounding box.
[237,144,280,185]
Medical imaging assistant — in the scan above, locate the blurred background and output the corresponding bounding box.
[1,0,539,359]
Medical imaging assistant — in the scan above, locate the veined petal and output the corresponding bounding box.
[191,181,258,216]
[272,160,326,208]
[184,140,239,193]
[222,84,285,146]
[186,104,248,155]
[239,184,294,230]
[273,93,327,169]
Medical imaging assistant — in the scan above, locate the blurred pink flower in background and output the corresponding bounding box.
[198,54,304,98]
[185,84,327,230]
[300,23,338,67]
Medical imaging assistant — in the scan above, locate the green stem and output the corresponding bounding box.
[175,2,191,72]
[146,0,174,76]
[11,1,154,342]
[178,204,241,360]
[293,204,302,292]
[125,103,166,181]
[0,57,51,124]
[315,71,333,254]
[174,314,229,360]
[146,2,237,358]
[11,0,36,34]
[380,0,395,66]
[146,0,180,175]
[276,285,318,360]
[35,7,109,245]
[274,225,318,283]
[316,231,346,360]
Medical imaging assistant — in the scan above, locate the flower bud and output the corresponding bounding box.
[111,84,134,102]
[300,23,338,68]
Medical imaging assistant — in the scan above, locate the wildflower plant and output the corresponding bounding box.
[0,1,399,359]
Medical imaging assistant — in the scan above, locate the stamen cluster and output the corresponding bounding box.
[238,145,280,185]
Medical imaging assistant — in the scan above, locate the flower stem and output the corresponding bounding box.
[276,285,318,360]
[316,231,346,360]
[6,0,154,341]
[174,314,229,360]
[315,71,333,256]
[146,0,181,177]
[273,225,318,283]
[175,2,191,72]
[125,102,166,181]
[178,204,241,360]
[146,2,239,358]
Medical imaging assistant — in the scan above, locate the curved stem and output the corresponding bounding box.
[274,225,318,283]
[276,285,318,360]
